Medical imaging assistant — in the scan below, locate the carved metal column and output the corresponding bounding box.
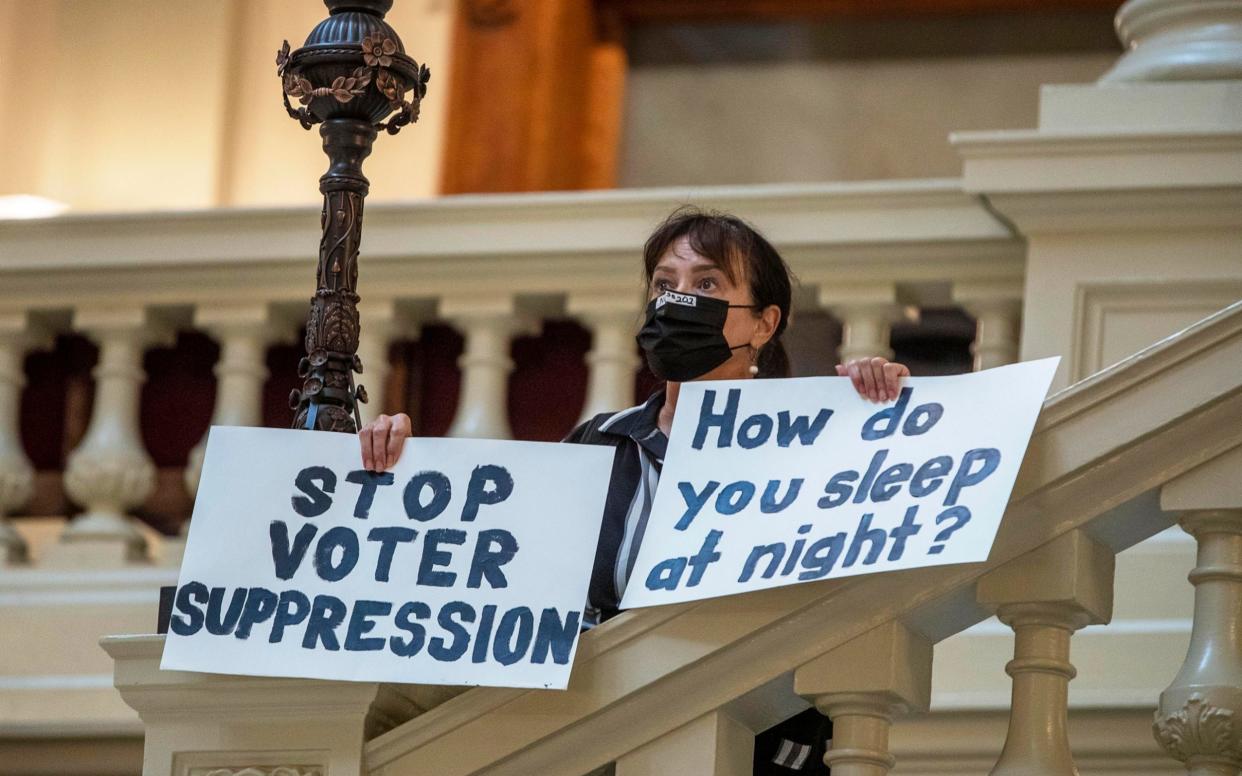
[278,0,429,434]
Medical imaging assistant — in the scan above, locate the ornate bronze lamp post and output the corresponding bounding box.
[278,0,429,433]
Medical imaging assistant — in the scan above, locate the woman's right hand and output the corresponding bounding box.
[359,412,413,471]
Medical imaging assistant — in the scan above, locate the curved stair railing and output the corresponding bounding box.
[352,301,1242,776]
[102,300,1242,776]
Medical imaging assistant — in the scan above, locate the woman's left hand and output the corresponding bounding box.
[836,357,910,403]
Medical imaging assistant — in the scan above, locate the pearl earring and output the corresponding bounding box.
[748,363,760,376]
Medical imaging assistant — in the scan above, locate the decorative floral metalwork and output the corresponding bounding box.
[276,40,291,76]
[362,33,397,68]
[276,36,429,135]
[278,3,429,434]
[1153,694,1242,761]
[376,69,401,102]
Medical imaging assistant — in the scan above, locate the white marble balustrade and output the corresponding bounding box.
[0,182,1023,564]
[0,181,1025,759]
[110,299,1235,776]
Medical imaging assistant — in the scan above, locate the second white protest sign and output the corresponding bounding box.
[620,358,1058,609]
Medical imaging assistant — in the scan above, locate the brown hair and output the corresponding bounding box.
[642,206,793,378]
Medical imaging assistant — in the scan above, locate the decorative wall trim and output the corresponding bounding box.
[1073,279,1242,381]
[190,769,323,776]
[1153,694,1242,762]
[174,750,328,776]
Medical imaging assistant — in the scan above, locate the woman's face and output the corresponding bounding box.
[648,235,780,382]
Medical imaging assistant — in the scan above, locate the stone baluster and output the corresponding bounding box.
[616,709,754,776]
[1100,0,1242,83]
[1155,446,1242,775]
[355,298,418,427]
[794,620,933,776]
[977,530,1114,776]
[954,281,1022,371]
[442,297,531,440]
[0,312,51,564]
[184,304,289,498]
[568,294,640,422]
[820,284,902,365]
[48,308,171,567]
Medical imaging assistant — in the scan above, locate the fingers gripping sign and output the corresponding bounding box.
[359,413,413,471]
[836,357,909,403]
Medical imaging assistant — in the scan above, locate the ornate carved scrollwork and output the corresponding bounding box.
[278,1,430,434]
[276,35,429,136]
[1153,694,1242,762]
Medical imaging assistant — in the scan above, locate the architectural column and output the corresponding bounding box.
[568,294,640,422]
[0,312,50,564]
[977,531,1115,776]
[794,620,933,776]
[50,308,170,567]
[954,0,1242,392]
[1100,0,1242,83]
[103,634,438,776]
[1157,447,1242,775]
[184,304,288,499]
[355,299,418,427]
[820,284,902,364]
[442,297,531,440]
[954,281,1022,371]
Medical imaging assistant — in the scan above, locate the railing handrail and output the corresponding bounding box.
[0,180,1020,315]
[362,300,1242,776]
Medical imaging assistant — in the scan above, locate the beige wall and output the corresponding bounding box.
[0,0,454,213]
[621,52,1117,186]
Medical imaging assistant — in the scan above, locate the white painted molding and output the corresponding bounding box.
[0,183,1020,316]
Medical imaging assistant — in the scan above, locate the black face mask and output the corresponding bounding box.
[636,291,752,382]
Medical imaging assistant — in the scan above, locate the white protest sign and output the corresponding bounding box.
[620,358,1059,609]
[161,427,612,689]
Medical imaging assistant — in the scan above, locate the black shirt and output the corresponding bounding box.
[563,389,668,626]
[565,387,833,774]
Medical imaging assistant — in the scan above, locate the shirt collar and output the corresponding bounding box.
[598,387,668,459]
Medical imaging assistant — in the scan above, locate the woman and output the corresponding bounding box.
[359,207,909,774]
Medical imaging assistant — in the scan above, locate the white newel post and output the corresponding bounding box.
[955,0,1242,392]
[52,308,170,567]
[954,281,1022,371]
[0,313,50,564]
[102,635,444,776]
[443,297,530,440]
[1100,0,1242,83]
[820,284,901,365]
[356,299,416,427]
[977,531,1115,776]
[184,304,287,498]
[1157,448,1242,775]
[568,294,640,423]
[794,621,933,776]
